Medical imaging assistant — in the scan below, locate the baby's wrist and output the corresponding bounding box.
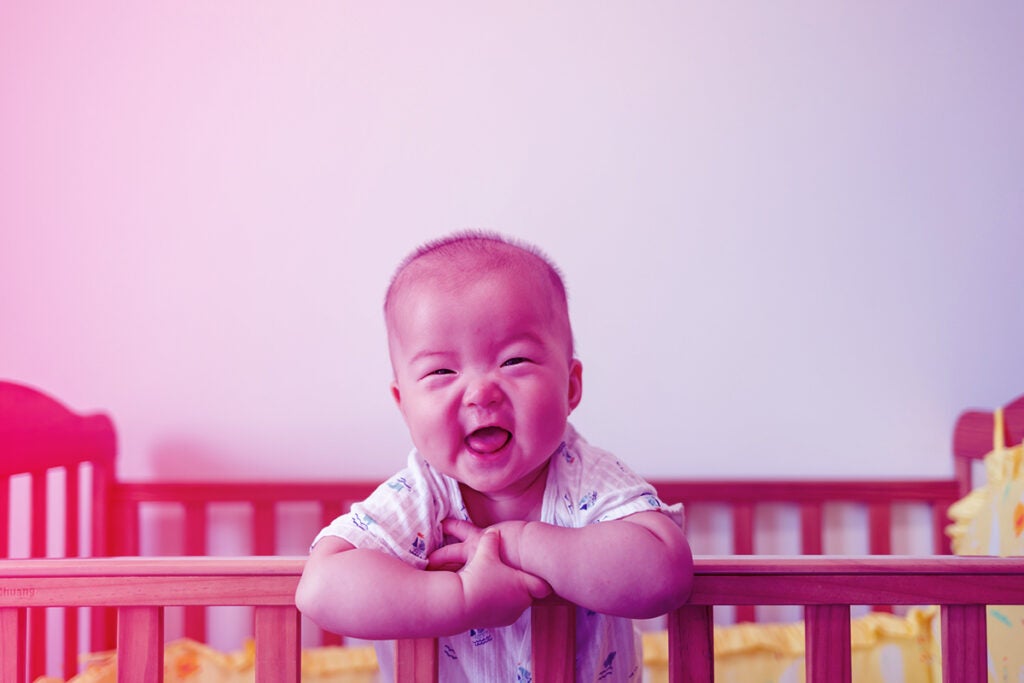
[510,520,543,573]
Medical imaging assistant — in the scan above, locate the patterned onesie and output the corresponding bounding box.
[312,424,683,683]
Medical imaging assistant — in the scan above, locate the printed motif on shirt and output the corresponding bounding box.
[386,476,413,493]
[469,628,493,646]
[351,512,377,532]
[597,651,616,680]
[409,532,427,559]
[579,490,598,511]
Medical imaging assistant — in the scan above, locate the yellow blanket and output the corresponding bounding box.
[947,407,1024,682]
[39,608,937,683]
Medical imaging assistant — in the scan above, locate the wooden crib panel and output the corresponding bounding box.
[110,480,377,645]
[0,381,118,680]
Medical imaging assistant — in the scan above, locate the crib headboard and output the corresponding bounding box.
[953,393,1024,497]
[0,381,117,680]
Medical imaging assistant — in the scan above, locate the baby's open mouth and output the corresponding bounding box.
[465,426,512,454]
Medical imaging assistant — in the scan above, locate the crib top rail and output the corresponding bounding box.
[652,478,959,503]
[3,555,1023,608]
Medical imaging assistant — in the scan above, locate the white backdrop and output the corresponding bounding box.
[2,4,1022,482]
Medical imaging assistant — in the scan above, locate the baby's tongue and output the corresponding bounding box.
[466,427,511,454]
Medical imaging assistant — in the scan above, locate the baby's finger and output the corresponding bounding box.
[474,528,501,560]
[427,543,468,570]
[441,517,480,541]
[521,572,553,600]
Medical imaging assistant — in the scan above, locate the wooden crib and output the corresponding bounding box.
[5,554,1024,683]
[2,380,1023,682]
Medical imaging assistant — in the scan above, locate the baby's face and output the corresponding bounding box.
[388,267,582,501]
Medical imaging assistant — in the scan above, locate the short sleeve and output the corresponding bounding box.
[546,429,684,529]
[312,451,461,568]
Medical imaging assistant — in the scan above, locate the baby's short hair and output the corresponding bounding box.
[384,230,573,352]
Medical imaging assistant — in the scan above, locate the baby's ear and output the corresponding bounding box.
[390,381,403,409]
[567,359,583,412]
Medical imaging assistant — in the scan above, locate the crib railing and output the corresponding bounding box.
[2,556,1019,683]
[106,476,961,639]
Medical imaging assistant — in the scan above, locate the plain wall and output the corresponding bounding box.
[2,4,1023,483]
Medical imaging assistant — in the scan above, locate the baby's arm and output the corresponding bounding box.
[295,531,551,639]
[430,511,692,620]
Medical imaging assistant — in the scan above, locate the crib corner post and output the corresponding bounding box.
[667,604,713,683]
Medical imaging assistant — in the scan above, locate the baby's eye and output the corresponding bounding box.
[429,368,456,376]
[501,357,530,367]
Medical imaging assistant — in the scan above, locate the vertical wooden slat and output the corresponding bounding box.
[28,472,47,682]
[933,503,952,555]
[319,500,345,647]
[96,496,134,651]
[867,502,891,555]
[253,502,276,555]
[0,475,9,557]
[867,503,893,612]
[254,606,300,683]
[112,498,140,556]
[800,502,823,554]
[805,605,851,683]
[733,503,755,622]
[117,606,163,683]
[184,502,208,555]
[941,605,986,683]
[532,601,575,683]
[30,471,47,557]
[64,466,80,679]
[64,465,80,557]
[395,638,439,683]
[183,503,207,643]
[0,607,27,683]
[92,461,112,556]
[321,500,342,528]
[27,608,46,683]
[667,604,713,683]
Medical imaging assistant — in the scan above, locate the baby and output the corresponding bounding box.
[296,232,693,682]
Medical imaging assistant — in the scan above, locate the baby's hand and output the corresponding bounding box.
[428,518,527,571]
[455,528,551,629]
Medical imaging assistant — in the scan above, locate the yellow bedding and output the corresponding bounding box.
[947,407,1024,682]
[38,608,937,683]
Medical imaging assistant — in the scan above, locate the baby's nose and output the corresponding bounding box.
[463,375,503,408]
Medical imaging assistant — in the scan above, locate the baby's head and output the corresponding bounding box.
[384,232,583,500]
